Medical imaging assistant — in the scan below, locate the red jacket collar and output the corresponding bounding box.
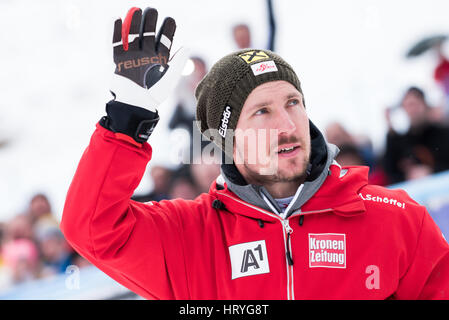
[300,164,368,217]
[210,164,368,221]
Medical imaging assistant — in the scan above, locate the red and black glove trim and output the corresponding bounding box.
[99,100,159,144]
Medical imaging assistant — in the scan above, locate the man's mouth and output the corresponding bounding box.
[276,144,301,157]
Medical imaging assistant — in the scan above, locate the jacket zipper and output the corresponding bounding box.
[283,220,294,266]
[282,219,295,300]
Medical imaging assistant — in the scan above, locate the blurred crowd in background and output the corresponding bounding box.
[0,193,90,290]
[1,16,449,293]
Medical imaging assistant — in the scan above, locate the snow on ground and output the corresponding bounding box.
[0,0,448,222]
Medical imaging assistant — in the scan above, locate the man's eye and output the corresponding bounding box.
[255,108,268,115]
[288,99,300,106]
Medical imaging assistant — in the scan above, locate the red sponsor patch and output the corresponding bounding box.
[308,233,346,268]
[250,60,278,76]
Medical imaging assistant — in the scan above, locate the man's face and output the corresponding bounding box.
[233,80,311,184]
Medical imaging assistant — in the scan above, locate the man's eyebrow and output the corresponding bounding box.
[250,100,272,110]
[246,92,303,113]
[286,92,302,99]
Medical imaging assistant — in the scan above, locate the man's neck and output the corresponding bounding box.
[236,164,306,199]
[263,180,303,199]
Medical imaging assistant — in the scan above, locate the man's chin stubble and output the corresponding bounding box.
[243,157,309,185]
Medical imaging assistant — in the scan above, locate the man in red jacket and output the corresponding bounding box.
[61,7,449,300]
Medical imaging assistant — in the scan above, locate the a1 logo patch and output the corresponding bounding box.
[309,233,346,268]
[229,240,270,279]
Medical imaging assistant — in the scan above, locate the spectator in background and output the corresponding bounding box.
[335,144,388,186]
[2,239,39,285]
[25,193,74,274]
[433,41,449,116]
[0,223,8,289]
[1,215,39,285]
[27,193,52,224]
[134,151,221,203]
[0,223,4,250]
[232,24,252,49]
[169,178,198,200]
[324,121,387,185]
[169,56,208,148]
[26,193,60,236]
[232,0,276,51]
[190,151,221,194]
[325,121,376,168]
[0,193,91,291]
[335,144,365,167]
[168,165,198,200]
[5,214,34,241]
[384,86,449,183]
[33,199,92,274]
[35,224,72,277]
[132,165,173,203]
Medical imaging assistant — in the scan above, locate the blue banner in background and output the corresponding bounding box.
[389,170,449,241]
[0,264,137,300]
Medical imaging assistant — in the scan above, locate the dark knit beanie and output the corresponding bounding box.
[195,49,303,158]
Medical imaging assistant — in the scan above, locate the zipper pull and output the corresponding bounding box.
[286,234,294,266]
[283,220,294,266]
[283,219,293,234]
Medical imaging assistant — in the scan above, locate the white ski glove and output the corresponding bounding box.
[101,7,188,143]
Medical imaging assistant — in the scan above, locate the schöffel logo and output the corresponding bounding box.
[359,193,406,209]
[309,233,346,268]
[251,60,278,76]
[219,105,232,138]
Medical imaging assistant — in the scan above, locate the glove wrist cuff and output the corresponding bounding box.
[100,100,159,143]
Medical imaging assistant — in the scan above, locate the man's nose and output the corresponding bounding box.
[274,108,296,134]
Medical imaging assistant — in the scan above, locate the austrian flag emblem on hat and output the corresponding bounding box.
[309,233,346,268]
